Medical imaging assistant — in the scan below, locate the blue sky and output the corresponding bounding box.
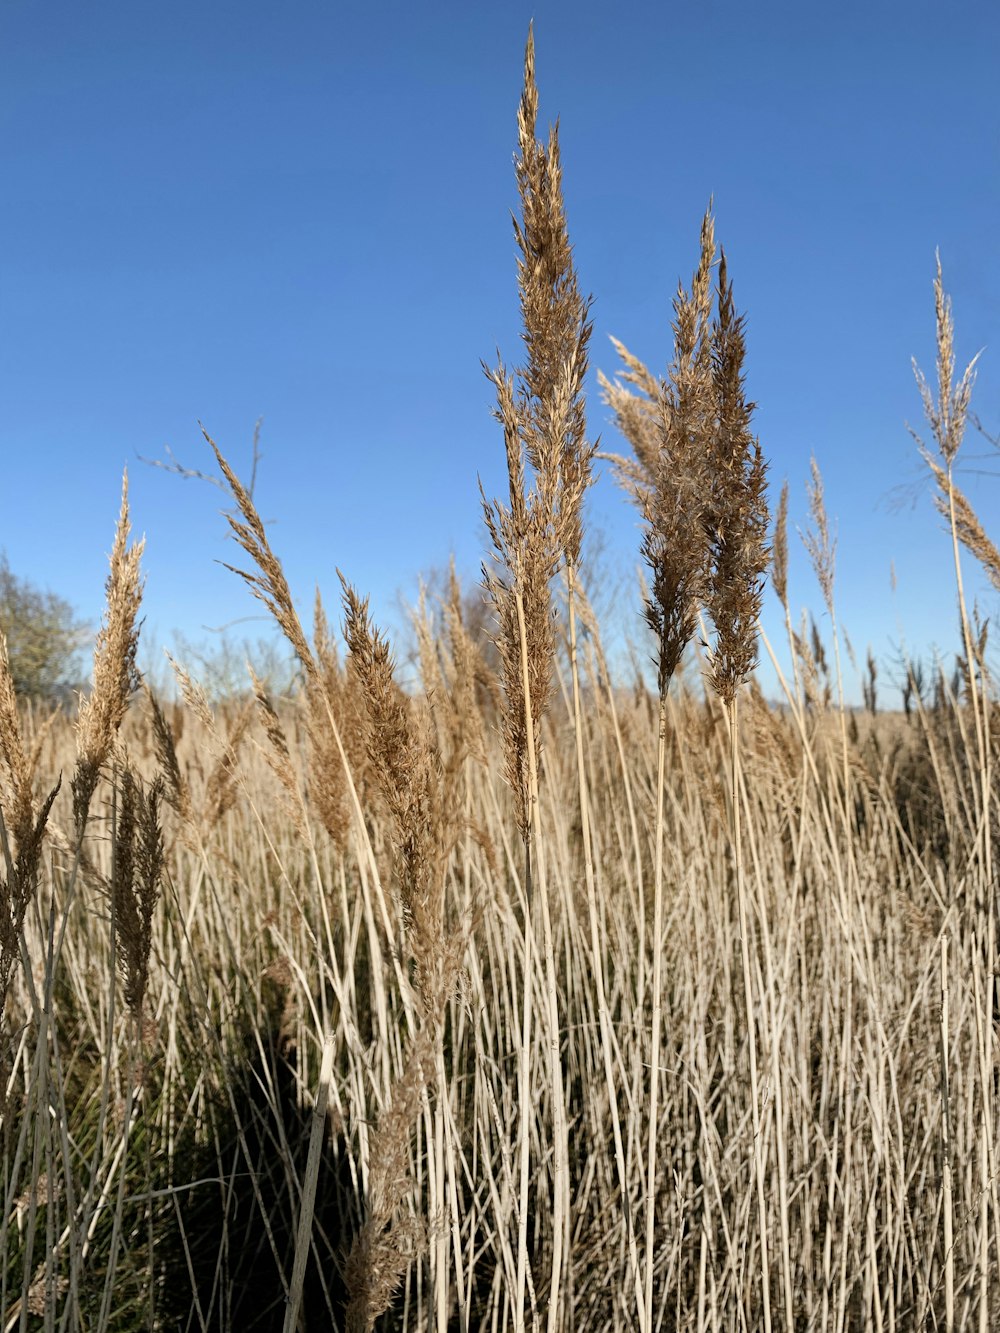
[2,0,998,703]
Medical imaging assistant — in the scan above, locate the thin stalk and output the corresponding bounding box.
[940,932,954,1333]
[513,588,540,1333]
[283,1033,335,1333]
[567,564,645,1327]
[514,582,568,1333]
[727,697,771,1333]
[736,737,794,1331]
[643,688,668,1333]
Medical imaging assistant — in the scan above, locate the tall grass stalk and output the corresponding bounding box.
[703,251,773,1331]
[914,258,996,1315]
[603,208,718,1329]
[482,27,595,1327]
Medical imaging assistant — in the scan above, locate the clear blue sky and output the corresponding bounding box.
[2,0,998,702]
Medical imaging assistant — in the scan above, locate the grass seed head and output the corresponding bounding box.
[341,577,455,1013]
[73,471,145,833]
[111,768,164,1026]
[483,26,594,834]
[912,254,980,467]
[802,455,835,617]
[144,683,191,823]
[604,209,718,695]
[704,249,770,704]
[206,431,316,679]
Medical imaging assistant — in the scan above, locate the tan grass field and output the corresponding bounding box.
[2,30,998,1333]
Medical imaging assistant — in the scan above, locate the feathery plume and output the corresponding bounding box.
[602,208,717,692]
[704,249,770,704]
[482,24,594,831]
[801,456,835,618]
[73,471,145,832]
[912,253,980,466]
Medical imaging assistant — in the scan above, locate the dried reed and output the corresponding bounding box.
[480,26,596,1327]
[73,472,145,834]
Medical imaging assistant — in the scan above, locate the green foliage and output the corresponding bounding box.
[0,553,86,701]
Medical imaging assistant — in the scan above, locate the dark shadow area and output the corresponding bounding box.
[158,1017,357,1332]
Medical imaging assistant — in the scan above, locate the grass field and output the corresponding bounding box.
[2,31,998,1333]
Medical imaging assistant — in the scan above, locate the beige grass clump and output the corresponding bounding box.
[73,471,146,832]
[11,43,1000,1333]
[165,649,260,834]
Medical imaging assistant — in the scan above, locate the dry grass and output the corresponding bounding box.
[2,29,1000,1333]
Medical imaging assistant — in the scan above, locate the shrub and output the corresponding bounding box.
[0,552,87,701]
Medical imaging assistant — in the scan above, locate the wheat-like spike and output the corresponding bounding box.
[73,471,145,832]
